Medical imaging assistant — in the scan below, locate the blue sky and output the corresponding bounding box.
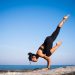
[0,0,75,65]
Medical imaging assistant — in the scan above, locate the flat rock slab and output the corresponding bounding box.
[0,66,75,75]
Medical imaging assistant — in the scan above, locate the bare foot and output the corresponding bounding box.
[58,14,70,27]
[63,14,70,21]
[56,41,62,46]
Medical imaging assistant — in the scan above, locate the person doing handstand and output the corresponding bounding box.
[28,15,69,69]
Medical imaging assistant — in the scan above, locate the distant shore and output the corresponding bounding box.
[0,66,75,75]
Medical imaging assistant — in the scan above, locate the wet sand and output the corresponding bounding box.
[0,66,75,75]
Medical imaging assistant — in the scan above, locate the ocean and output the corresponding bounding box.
[0,65,72,71]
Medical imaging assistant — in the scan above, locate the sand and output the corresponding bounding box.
[0,66,75,75]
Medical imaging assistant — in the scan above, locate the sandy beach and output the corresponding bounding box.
[0,66,75,75]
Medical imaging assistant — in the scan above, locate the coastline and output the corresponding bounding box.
[0,66,75,75]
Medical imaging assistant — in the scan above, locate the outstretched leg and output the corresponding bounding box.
[50,15,69,42]
[42,15,69,56]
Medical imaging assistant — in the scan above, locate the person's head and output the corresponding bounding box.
[28,52,38,62]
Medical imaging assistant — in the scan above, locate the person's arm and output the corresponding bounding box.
[38,53,50,69]
[50,41,62,54]
[43,55,50,69]
[37,49,50,69]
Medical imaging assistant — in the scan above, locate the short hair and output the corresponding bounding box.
[28,52,36,61]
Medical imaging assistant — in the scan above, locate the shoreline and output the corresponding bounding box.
[0,66,75,75]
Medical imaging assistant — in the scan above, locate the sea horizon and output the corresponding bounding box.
[0,65,74,71]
